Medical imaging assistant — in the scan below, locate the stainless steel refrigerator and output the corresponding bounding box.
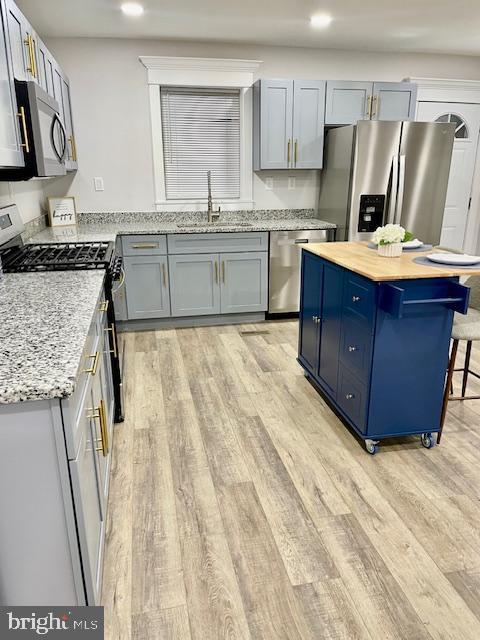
[316,120,455,244]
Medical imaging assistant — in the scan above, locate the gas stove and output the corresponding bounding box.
[0,241,115,273]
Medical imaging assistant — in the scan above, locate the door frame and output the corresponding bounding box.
[407,77,480,253]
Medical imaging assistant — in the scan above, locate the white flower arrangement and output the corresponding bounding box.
[372,224,412,246]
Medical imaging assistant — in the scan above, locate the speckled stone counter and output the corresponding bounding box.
[28,210,336,244]
[0,271,105,404]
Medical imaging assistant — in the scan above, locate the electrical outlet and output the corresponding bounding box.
[265,177,274,190]
[94,177,104,192]
[288,176,296,190]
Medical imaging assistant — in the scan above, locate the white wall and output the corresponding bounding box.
[20,37,480,216]
[0,181,46,223]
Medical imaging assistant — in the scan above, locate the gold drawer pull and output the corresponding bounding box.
[17,107,30,154]
[84,351,99,375]
[131,243,158,249]
[88,399,109,456]
[99,300,109,312]
[107,324,118,358]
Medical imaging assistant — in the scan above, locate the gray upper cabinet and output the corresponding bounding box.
[254,79,293,170]
[371,82,417,121]
[292,81,326,169]
[253,79,325,170]
[6,0,34,82]
[0,0,24,168]
[169,253,221,317]
[325,81,373,125]
[325,80,417,125]
[220,252,268,314]
[124,255,171,319]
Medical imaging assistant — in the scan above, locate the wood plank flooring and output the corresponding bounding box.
[102,321,480,640]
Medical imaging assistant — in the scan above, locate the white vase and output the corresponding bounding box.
[377,242,403,258]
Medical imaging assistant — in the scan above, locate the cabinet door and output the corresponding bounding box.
[0,1,24,167]
[69,386,105,605]
[6,0,29,80]
[325,81,373,125]
[258,79,294,169]
[299,251,323,374]
[169,253,220,317]
[61,76,78,171]
[372,82,417,121]
[124,255,171,319]
[292,80,325,169]
[318,263,343,395]
[220,252,268,314]
[35,37,49,92]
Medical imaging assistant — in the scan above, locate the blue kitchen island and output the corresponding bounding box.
[298,241,480,454]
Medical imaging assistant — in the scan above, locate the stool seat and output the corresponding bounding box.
[452,309,480,341]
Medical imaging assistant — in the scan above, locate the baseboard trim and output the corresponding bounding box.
[117,312,266,332]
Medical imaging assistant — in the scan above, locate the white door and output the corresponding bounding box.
[416,102,480,250]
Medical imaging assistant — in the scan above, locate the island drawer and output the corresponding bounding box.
[122,235,167,256]
[340,317,374,382]
[337,367,369,434]
[167,232,268,254]
[343,273,376,330]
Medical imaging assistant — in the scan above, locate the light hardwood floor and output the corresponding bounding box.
[102,321,480,640]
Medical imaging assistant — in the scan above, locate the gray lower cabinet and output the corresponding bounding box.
[325,80,417,125]
[124,255,171,319]
[253,78,325,170]
[220,252,268,313]
[169,253,221,316]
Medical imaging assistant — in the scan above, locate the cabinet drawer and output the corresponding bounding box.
[343,273,376,329]
[337,367,369,433]
[340,318,373,382]
[167,232,268,254]
[122,235,167,256]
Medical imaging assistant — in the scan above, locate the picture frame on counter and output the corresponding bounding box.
[47,197,77,227]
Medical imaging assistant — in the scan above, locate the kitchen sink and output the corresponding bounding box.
[176,221,253,228]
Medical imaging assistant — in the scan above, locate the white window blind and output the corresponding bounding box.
[160,87,241,200]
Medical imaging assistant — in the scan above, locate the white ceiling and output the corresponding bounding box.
[15,0,480,57]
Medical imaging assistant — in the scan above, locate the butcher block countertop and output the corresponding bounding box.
[303,241,480,281]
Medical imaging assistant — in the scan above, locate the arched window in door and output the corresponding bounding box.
[434,113,469,139]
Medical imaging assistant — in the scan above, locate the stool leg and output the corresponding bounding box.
[461,341,472,398]
[438,339,459,445]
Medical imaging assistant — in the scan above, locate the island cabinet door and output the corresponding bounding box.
[318,263,343,395]
[169,253,221,316]
[299,251,323,374]
[124,255,171,319]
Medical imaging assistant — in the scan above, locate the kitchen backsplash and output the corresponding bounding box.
[21,213,48,242]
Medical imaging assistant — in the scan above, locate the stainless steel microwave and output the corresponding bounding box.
[0,81,67,180]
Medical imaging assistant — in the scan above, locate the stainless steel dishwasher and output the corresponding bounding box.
[268,230,328,314]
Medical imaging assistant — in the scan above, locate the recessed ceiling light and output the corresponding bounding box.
[121,2,144,17]
[310,13,333,28]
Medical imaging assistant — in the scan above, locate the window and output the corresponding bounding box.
[435,113,469,139]
[160,87,241,200]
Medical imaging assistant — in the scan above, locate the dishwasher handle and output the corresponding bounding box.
[294,238,309,244]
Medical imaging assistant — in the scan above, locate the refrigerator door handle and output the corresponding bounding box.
[395,155,406,224]
[387,155,399,224]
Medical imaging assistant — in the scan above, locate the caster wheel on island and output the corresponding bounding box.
[365,440,379,455]
[421,433,435,449]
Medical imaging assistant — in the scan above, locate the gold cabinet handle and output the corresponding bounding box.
[162,263,167,288]
[89,399,109,456]
[31,37,38,79]
[131,243,158,249]
[221,260,225,284]
[68,136,77,162]
[24,35,36,77]
[84,351,99,375]
[214,260,219,284]
[287,138,291,165]
[371,95,378,118]
[99,300,109,313]
[294,139,298,166]
[366,95,372,118]
[106,324,118,358]
[17,107,30,154]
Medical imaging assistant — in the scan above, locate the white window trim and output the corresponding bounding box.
[140,56,262,211]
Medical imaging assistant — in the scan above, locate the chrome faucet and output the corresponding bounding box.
[207,171,220,223]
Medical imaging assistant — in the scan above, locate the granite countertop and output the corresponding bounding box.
[304,241,480,281]
[28,211,336,244]
[0,271,105,404]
